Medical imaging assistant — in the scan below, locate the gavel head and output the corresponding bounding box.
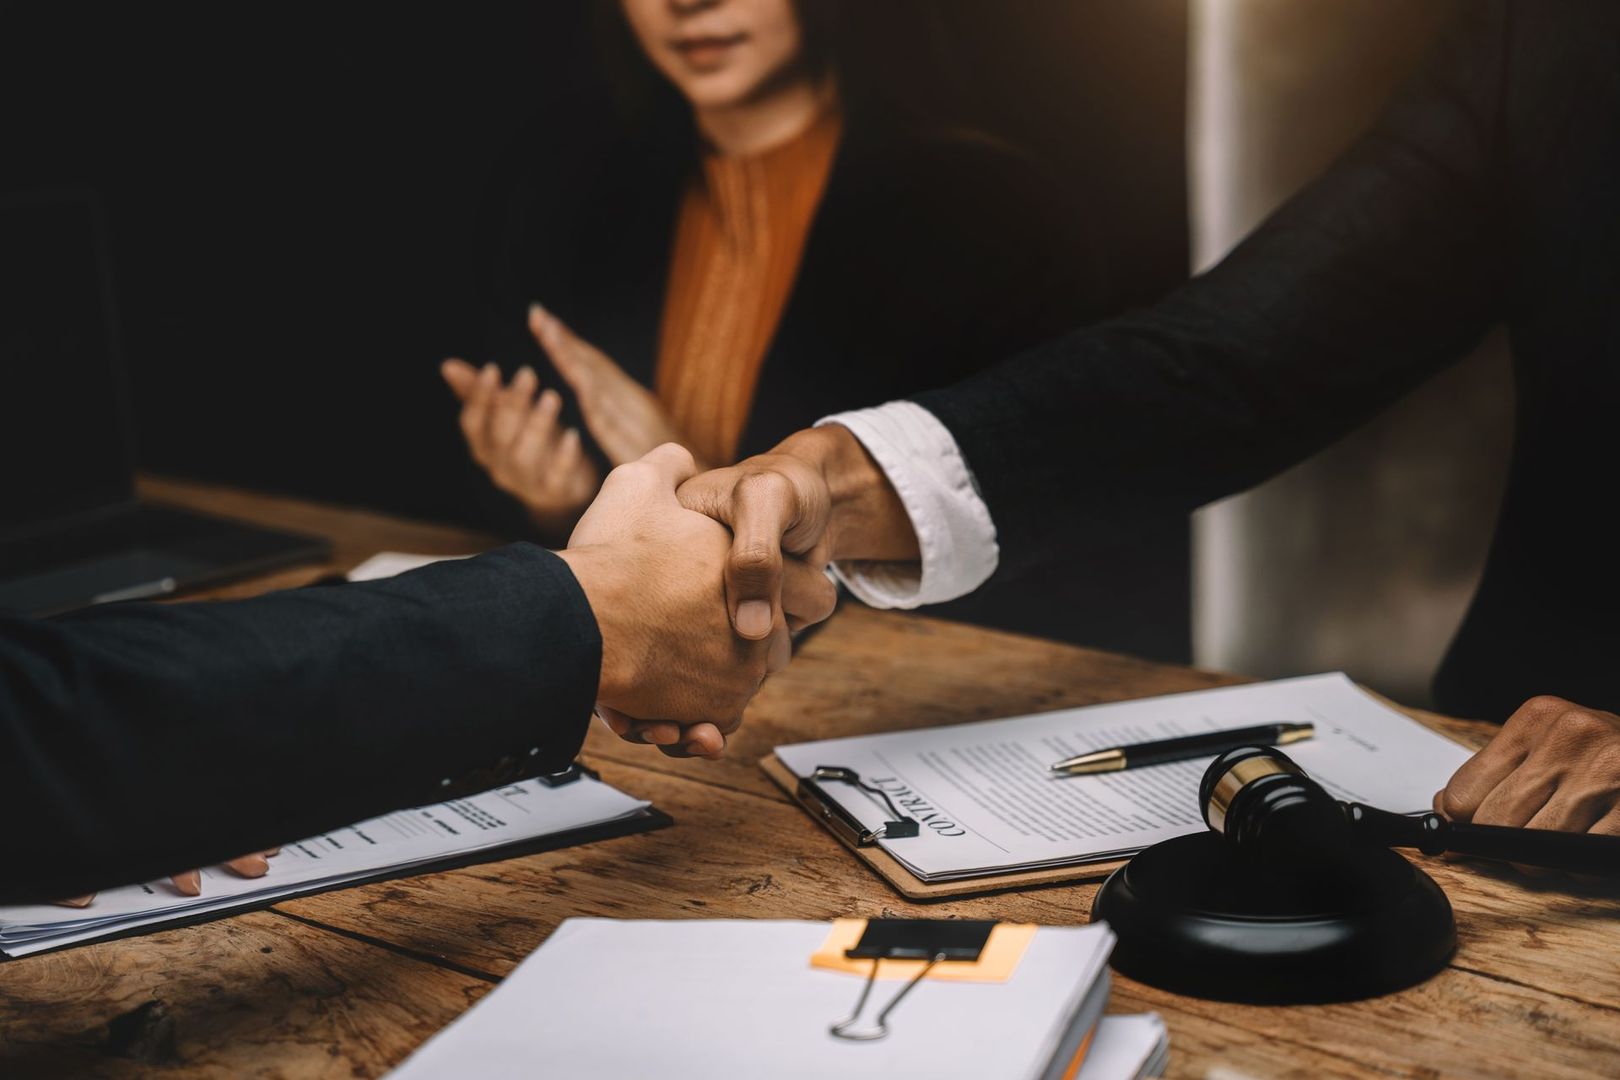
[1199,746,1353,861]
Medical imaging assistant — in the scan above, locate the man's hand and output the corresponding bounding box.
[1436,697,1620,870]
[675,425,918,640]
[560,444,836,757]
[57,848,281,908]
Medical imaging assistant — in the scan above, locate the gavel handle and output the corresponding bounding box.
[1344,803,1620,876]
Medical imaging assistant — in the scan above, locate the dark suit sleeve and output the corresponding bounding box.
[0,543,600,903]
[912,3,1512,582]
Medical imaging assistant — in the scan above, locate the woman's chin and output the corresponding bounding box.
[673,68,769,111]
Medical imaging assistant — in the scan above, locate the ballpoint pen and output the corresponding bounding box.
[1049,721,1315,775]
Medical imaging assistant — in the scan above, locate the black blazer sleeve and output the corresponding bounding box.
[913,3,1511,583]
[0,543,600,903]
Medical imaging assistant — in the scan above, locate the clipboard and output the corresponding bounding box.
[761,752,1125,901]
[2,766,672,960]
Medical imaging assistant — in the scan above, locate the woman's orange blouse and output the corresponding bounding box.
[654,108,842,466]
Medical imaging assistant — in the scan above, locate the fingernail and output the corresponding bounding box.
[529,301,547,319]
[736,601,772,638]
[518,365,536,381]
[174,871,201,896]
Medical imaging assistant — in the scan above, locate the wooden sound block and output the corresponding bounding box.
[1093,832,1456,1003]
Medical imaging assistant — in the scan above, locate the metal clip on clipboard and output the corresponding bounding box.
[797,766,921,847]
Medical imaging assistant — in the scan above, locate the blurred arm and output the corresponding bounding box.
[0,545,599,902]
[911,4,1510,582]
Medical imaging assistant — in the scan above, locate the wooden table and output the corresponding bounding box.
[3,479,1616,1079]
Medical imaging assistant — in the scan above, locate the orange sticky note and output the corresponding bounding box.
[809,920,1037,982]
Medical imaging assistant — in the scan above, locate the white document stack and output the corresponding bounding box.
[776,673,1473,883]
[387,918,1167,1080]
[0,775,653,957]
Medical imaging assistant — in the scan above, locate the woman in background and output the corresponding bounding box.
[443,0,1101,537]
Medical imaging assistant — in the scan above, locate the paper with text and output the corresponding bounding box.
[0,775,650,956]
[776,673,1471,882]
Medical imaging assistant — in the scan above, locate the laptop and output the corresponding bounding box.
[0,188,329,617]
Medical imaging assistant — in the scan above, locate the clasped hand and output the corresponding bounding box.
[560,442,837,759]
[593,425,911,753]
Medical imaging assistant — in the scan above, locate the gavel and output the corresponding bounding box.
[1199,746,1620,877]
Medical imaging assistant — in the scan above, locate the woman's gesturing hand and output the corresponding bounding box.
[443,303,695,534]
[526,303,690,467]
[442,357,600,534]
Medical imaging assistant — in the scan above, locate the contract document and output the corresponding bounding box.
[775,673,1472,883]
[0,773,654,957]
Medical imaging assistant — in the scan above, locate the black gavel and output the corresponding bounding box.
[1200,746,1620,877]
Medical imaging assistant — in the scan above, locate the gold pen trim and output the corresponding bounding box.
[1277,722,1315,746]
[1050,749,1127,775]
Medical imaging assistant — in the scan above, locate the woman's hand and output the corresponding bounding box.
[443,303,697,533]
[527,303,690,466]
[442,358,600,534]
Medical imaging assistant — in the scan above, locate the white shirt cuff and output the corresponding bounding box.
[816,402,999,609]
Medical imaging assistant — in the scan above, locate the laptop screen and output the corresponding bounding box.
[0,190,137,534]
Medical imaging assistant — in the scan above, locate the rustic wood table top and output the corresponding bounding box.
[2,477,1616,1079]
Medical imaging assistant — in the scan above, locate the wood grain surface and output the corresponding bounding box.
[2,478,1615,1079]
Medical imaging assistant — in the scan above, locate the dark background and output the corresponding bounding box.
[1,2,1188,527]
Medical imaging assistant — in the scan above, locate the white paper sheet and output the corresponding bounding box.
[388,918,1117,1080]
[776,673,1472,881]
[0,775,650,957]
[346,551,475,582]
[1080,1015,1169,1080]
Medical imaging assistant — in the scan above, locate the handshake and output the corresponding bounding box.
[557,428,918,759]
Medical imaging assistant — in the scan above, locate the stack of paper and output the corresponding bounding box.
[345,551,474,581]
[775,673,1472,884]
[0,774,653,957]
[387,918,1163,1080]
[1083,1015,1170,1080]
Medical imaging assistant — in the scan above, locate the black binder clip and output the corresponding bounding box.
[537,763,598,788]
[798,766,920,846]
[830,919,997,1041]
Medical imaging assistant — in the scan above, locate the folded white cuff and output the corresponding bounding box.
[816,402,999,609]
